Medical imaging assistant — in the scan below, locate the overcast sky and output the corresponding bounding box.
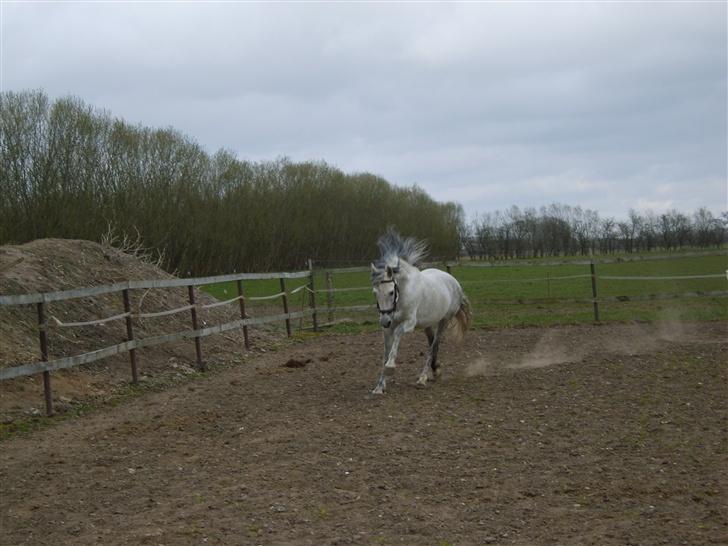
[2,1,726,220]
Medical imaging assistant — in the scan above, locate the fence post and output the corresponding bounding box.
[325,271,334,323]
[308,259,319,332]
[546,272,551,298]
[236,280,251,349]
[122,289,138,384]
[280,277,292,337]
[36,302,53,416]
[446,263,452,275]
[187,285,205,371]
[590,261,600,322]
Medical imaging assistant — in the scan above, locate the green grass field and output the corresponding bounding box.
[202,253,727,334]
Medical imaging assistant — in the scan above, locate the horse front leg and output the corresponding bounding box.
[372,319,413,394]
[372,329,394,394]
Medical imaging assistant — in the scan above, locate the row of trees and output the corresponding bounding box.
[462,204,727,260]
[0,90,463,274]
[2,90,723,273]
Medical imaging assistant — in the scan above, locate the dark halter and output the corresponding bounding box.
[376,278,399,315]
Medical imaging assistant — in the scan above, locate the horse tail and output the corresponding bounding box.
[451,293,471,343]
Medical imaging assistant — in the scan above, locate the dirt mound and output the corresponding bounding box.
[0,239,257,417]
[0,238,174,294]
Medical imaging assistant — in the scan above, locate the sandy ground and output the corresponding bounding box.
[1,321,727,546]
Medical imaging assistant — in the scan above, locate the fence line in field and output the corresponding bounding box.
[456,273,726,287]
[1,255,725,416]
[0,310,320,381]
[311,261,727,327]
[460,250,724,268]
[599,274,726,281]
[0,270,313,306]
[459,274,592,284]
[467,290,728,307]
[0,264,375,416]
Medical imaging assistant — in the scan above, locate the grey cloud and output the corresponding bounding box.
[3,2,726,219]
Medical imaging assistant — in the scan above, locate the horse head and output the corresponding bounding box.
[371,259,401,328]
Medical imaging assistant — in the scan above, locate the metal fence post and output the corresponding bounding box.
[308,259,319,332]
[187,285,205,371]
[122,288,138,384]
[37,302,53,416]
[280,277,292,337]
[590,261,600,322]
[325,271,334,323]
[236,280,251,349]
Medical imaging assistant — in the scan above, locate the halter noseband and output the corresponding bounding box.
[376,278,399,315]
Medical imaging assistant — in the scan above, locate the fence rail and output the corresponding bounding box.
[0,264,377,415]
[470,290,728,307]
[1,254,725,416]
[458,250,724,268]
[0,310,317,382]
[0,269,312,306]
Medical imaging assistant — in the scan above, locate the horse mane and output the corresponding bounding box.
[372,227,428,282]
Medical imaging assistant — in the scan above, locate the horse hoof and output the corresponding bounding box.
[372,386,384,395]
[415,377,428,388]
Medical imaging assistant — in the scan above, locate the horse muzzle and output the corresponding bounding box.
[379,313,393,328]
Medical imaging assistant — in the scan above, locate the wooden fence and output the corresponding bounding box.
[0,264,379,416]
[1,252,726,416]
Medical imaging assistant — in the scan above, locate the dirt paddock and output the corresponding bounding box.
[1,321,727,545]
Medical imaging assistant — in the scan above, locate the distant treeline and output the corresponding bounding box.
[463,204,727,260]
[0,90,463,274]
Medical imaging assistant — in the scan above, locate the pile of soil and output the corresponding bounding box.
[0,239,264,418]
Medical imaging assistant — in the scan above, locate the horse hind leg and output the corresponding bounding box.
[417,327,436,387]
[429,318,448,380]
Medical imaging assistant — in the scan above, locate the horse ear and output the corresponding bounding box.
[371,263,377,274]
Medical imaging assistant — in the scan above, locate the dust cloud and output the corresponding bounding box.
[510,329,586,370]
[462,307,715,378]
[463,356,498,377]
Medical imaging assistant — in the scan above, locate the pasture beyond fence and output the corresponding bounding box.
[1,252,726,416]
